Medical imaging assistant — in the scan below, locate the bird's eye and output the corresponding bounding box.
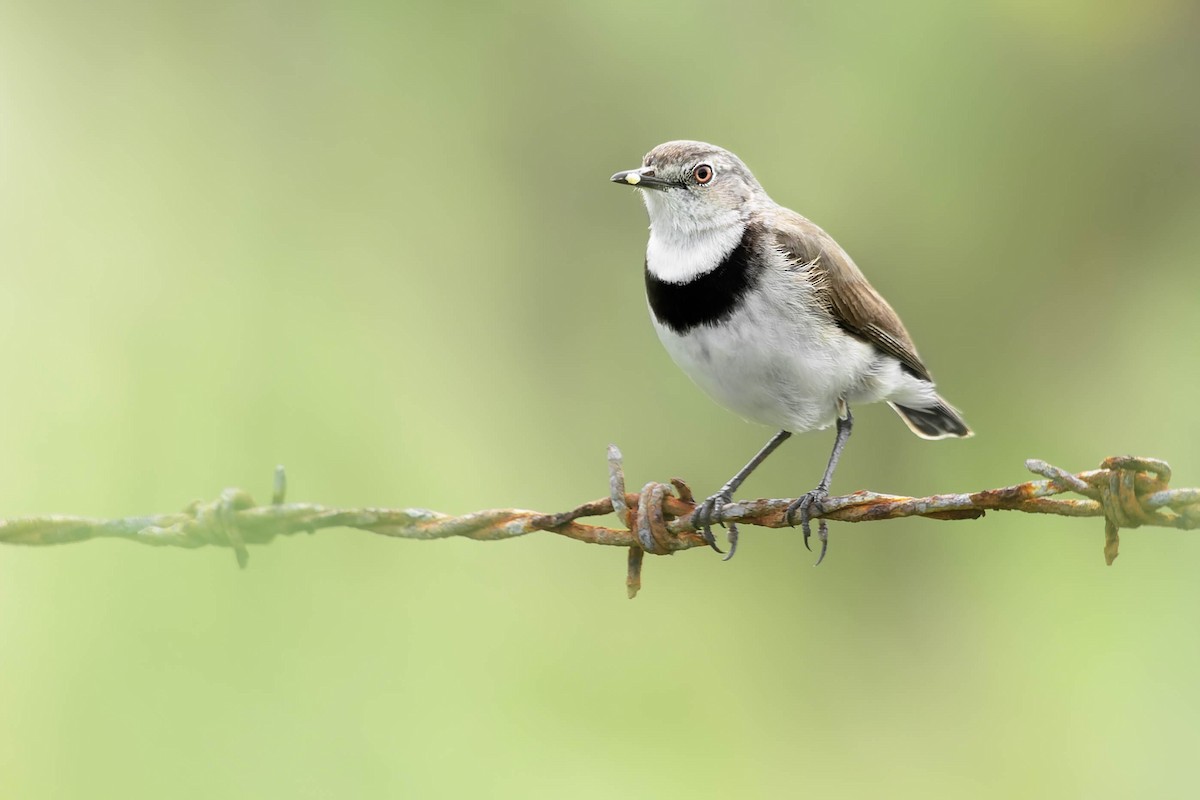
[693,164,714,184]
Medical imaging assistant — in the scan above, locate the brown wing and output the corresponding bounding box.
[773,210,933,383]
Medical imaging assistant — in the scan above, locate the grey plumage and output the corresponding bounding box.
[610,140,970,561]
[772,210,971,439]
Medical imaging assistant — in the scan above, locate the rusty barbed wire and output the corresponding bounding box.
[1,452,1197,597]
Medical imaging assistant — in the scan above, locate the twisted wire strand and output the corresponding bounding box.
[1,451,1196,596]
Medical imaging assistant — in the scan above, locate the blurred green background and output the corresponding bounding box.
[2,1,1198,797]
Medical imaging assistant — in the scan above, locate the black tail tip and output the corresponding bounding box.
[890,400,973,440]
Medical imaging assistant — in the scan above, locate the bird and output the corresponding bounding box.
[609,140,971,563]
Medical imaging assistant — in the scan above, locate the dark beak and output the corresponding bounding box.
[609,168,674,191]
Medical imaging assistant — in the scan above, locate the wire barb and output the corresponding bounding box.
[0,451,1196,593]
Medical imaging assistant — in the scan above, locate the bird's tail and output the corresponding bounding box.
[889,397,973,440]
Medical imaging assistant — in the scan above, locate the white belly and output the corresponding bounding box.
[651,292,920,433]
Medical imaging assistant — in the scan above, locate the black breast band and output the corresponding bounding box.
[644,226,760,335]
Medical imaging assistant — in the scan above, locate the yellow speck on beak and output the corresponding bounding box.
[625,172,641,185]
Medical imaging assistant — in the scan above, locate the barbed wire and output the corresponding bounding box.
[1,449,1196,597]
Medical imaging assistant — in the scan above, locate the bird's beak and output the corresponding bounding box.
[609,167,673,191]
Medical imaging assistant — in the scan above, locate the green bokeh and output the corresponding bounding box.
[2,1,1198,797]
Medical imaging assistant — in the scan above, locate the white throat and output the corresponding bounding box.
[645,222,745,284]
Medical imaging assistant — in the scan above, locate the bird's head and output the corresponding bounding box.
[610,140,765,235]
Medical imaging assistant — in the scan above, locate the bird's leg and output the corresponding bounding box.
[693,429,792,559]
[787,403,853,565]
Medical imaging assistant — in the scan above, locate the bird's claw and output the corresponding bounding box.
[692,489,737,557]
[786,488,830,566]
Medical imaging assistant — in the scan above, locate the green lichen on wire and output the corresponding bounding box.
[1,454,1197,597]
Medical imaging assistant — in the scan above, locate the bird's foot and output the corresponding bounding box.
[691,488,741,559]
[786,487,830,566]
